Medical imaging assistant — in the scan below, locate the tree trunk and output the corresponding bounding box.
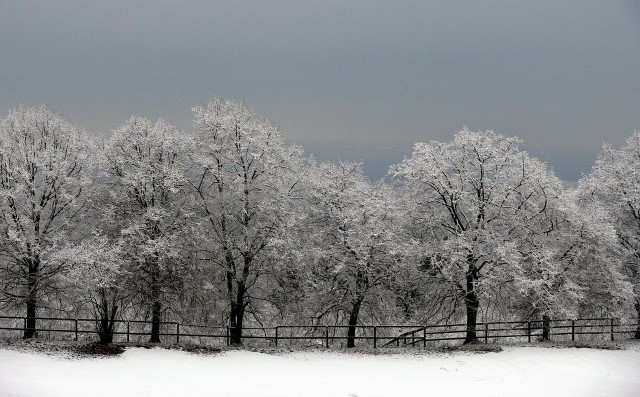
[149,265,162,343]
[96,289,118,344]
[230,282,246,345]
[542,314,551,341]
[99,319,113,344]
[233,303,245,345]
[463,272,479,344]
[150,299,161,343]
[24,299,37,339]
[635,301,640,339]
[346,299,363,348]
[23,262,38,339]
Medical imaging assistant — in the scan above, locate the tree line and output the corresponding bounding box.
[0,100,637,346]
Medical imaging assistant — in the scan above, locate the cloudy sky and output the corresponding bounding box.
[1,1,638,180]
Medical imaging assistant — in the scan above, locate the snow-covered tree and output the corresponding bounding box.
[190,98,302,344]
[303,161,409,347]
[392,128,563,343]
[102,116,192,343]
[0,105,92,338]
[53,236,126,343]
[581,130,640,337]
[510,189,632,338]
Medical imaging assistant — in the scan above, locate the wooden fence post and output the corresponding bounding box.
[275,327,278,347]
[484,323,488,343]
[176,323,180,344]
[527,321,531,343]
[542,316,551,341]
[126,322,130,342]
[571,320,575,342]
[23,317,26,334]
[423,328,426,348]
[373,326,377,348]
[611,319,615,341]
[325,326,329,348]
[226,326,230,346]
[74,319,78,341]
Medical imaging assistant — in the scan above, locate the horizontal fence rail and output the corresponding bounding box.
[0,315,637,348]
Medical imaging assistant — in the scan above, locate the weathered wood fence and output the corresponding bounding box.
[0,315,637,347]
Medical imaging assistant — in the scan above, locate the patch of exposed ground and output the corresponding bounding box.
[499,339,629,351]
[0,337,501,357]
[0,338,126,358]
[3,337,637,358]
[218,342,503,356]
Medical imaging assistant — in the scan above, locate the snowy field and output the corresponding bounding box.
[2,344,640,397]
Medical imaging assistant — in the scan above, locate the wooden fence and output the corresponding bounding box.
[0,315,637,348]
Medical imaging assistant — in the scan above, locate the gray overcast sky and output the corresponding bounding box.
[1,1,639,180]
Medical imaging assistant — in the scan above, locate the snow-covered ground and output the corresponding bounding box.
[1,344,640,397]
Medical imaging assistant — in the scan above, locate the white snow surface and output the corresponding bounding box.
[1,345,639,397]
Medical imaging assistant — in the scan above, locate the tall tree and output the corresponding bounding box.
[0,105,91,338]
[191,98,301,344]
[510,189,632,338]
[392,128,562,343]
[102,116,191,343]
[53,236,126,344]
[303,161,407,347]
[581,130,640,337]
